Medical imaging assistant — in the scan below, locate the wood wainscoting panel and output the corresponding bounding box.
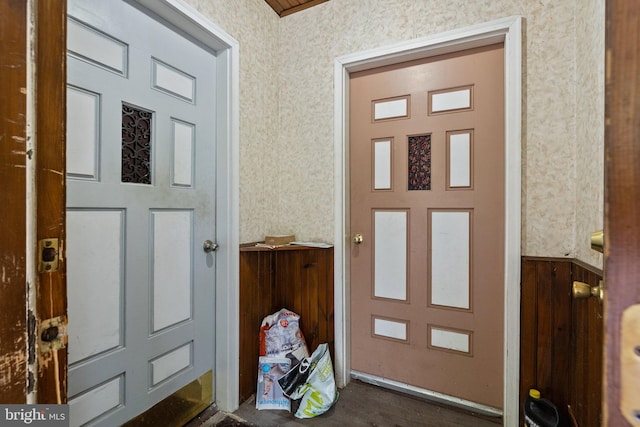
[239,247,276,404]
[274,248,335,356]
[239,245,334,403]
[520,257,603,427]
[569,261,603,427]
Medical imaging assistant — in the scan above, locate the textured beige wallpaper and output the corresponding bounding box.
[184,0,604,265]
[183,0,282,242]
[575,0,605,268]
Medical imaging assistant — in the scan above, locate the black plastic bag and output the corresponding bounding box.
[278,357,314,397]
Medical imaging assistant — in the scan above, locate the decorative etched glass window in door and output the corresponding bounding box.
[408,134,431,190]
[122,103,152,184]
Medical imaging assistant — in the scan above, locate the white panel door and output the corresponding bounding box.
[66,1,216,425]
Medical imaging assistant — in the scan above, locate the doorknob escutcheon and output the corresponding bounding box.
[352,233,363,244]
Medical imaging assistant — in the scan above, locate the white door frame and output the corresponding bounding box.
[333,16,522,426]
[128,0,240,412]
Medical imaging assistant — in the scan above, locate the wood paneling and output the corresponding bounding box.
[520,257,603,427]
[264,0,330,17]
[274,248,334,355]
[569,261,603,427]
[35,0,67,404]
[603,1,640,425]
[0,0,28,404]
[239,245,334,403]
[239,247,275,403]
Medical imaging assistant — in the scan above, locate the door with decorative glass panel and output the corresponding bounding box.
[349,44,505,413]
[65,1,216,425]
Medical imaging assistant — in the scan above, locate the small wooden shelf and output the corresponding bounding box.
[239,244,334,403]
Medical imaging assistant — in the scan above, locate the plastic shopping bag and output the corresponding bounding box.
[278,343,339,419]
[278,356,313,397]
[255,357,291,411]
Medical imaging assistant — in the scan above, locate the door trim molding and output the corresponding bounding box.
[129,0,240,412]
[333,16,522,426]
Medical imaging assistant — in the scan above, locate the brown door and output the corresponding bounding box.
[0,0,67,404]
[603,0,640,425]
[35,0,67,404]
[0,0,28,403]
[349,44,505,410]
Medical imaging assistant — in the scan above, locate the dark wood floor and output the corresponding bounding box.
[225,380,502,427]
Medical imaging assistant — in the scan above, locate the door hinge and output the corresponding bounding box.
[621,304,640,425]
[39,315,67,354]
[38,238,59,273]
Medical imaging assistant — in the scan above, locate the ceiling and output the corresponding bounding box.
[264,0,330,17]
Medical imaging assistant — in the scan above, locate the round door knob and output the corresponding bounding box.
[203,240,218,253]
[572,280,603,303]
[352,233,363,244]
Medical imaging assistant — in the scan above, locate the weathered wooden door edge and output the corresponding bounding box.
[0,0,63,405]
[603,1,640,425]
[0,0,28,404]
[33,0,68,404]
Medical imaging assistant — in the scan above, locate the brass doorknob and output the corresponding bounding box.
[352,233,363,244]
[573,280,603,303]
[591,229,604,253]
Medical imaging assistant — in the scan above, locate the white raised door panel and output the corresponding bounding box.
[67,209,123,364]
[373,317,408,341]
[151,210,193,332]
[373,96,408,120]
[69,375,124,427]
[430,327,471,354]
[373,139,392,190]
[152,58,195,102]
[67,17,127,75]
[448,132,472,188]
[374,210,407,301]
[67,86,100,180]
[430,87,472,113]
[430,211,471,309]
[171,120,195,187]
[150,343,193,386]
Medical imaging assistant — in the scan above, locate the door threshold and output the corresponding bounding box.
[351,370,502,418]
[122,370,213,427]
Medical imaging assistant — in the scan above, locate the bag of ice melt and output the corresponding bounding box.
[259,308,309,364]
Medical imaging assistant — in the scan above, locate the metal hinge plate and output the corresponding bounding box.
[621,304,640,425]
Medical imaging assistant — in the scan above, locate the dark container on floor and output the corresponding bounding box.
[524,389,561,427]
